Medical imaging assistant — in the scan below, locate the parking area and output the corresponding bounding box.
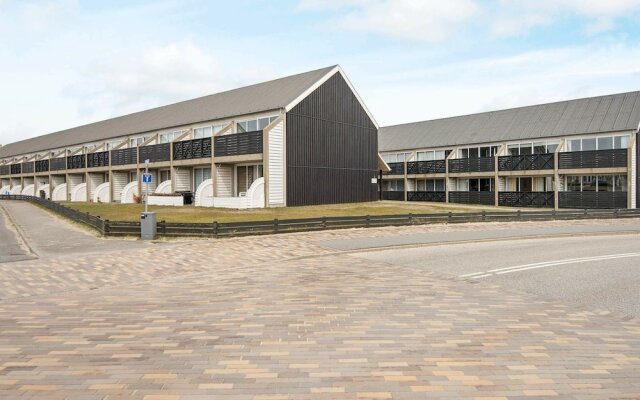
[1,201,640,399]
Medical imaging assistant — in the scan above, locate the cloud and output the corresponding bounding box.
[299,0,479,42]
[64,41,274,121]
[299,0,640,40]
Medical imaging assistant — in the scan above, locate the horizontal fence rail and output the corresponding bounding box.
[498,154,554,171]
[559,149,627,169]
[448,157,495,173]
[2,195,640,239]
[173,137,212,160]
[407,160,446,174]
[559,191,627,209]
[449,191,495,205]
[139,143,170,163]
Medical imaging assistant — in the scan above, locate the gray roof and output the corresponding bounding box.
[0,65,337,159]
[379,91,640,152]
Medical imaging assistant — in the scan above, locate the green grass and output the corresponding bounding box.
[60,201,505,223]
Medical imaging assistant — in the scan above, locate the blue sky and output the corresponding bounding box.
[1,0,640,144]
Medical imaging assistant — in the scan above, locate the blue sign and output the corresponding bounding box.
[142,173,152,183]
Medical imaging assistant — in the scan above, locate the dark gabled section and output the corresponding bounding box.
[286,72,378,206]
[637,131,639,209]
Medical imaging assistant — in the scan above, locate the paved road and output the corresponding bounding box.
[0,203,35,263]
[0,200,152,258]
[354,231,640,318]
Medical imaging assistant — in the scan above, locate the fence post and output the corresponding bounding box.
[322,217,327,229]
[448,212,452,223]
[213,221,218,238]
[274,218,279,233]
[408,213,413,224]
[482,210,486,221]
[517,209,521,219]
[104,220,110,236]
[366,215,371,227]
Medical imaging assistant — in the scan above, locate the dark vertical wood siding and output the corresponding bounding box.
[285,72,378,206]
[637,131,639,209]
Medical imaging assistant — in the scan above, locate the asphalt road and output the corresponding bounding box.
[353,231,640,319]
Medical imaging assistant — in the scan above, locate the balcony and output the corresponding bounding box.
[66,154,86,170]
[407,160,446,175]
[111,148,138,166]
[449,191,495,205]
[0,165,10,176]
[558,149,627,169]
[448,157,495,173]
[139,143,170,163]
[174,137,212,160]
[214,131,263,158]
[87,151,109,168]
[407,191,446,202]
[559,192,627,209]
[498,192,554,208]
[21,162,34,174]
[381,191,404,201]
[49,157,67,171]
[383,162,405,175]
[10,164,21,175]
[35,160,49,173]
[498,154,554,171]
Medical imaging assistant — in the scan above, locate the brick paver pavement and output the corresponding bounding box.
[1,221,640,399]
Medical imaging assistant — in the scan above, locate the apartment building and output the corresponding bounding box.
[0,66,380,208]
[379,92,640,209]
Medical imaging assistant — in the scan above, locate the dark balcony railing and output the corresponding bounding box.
[49,157,67,171]
[139,143,170,163]
[35,160,49,173]
[407,160,446,174]
[382,191,404,201]
[66,154,86,170]
[499,154,554,171]
[0,165,10,176]
[499,192,554,208]
[87,151,109,168]
[21,162,34,174]
[214,131,262,158]
[407,191,446,202]
[10,164,21,175]
[383,162,405,175]
[448,157,495,173]
[174,137,212,160]
[559,192,627,209]
[111,148,138,166]
[558,149,627,169]
[449,191,495,205]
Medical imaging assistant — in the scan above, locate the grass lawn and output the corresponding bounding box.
[60,201,506,223]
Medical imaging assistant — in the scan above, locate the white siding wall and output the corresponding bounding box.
[51,175,65,188]
[174,168,191,192]
[216,165,233,197]
[267,120,285,206]
[498,177,507,192]
[67,175,83,199]
[88,174,104,200]
[111,172,128,202]
[406,179,415,191]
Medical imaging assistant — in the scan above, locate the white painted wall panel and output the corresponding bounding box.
[174,168,191,192]
[88,174,104,200]
[267,120,285,206]
[632,141,637,208]
[111,172,128,202]
[51,175,65,188]
[216,165,233,197]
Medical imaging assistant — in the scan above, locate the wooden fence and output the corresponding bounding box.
[2,194,640,239]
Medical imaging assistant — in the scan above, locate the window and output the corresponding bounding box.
[516,177,533,192]
[582,175,597,191]
[582,138,597,151]
[383,152,410,163]
[568,139,581,152]
[547,142,559,153]
[383,180,404,191]
[130,137,145,147]
[159,170,170,183]
[193,167,212,190]
[597,175,613,192]
[519,143,533,155]
[567,176,581,191]
[129,171,137,183]
[598,137,613,150]
[237,116,278,133]
[533,142,546,154]
[508,144,519,156]
[193,126,213,139]
[614,176,627,192]
[614,135,630,149]
[459,148,469,158]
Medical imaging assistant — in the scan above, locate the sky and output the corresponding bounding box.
[1,0,640,145]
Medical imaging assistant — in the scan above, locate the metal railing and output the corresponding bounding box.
[87,151,109,168]
[448,157,495,173]
[407,160,446,174]
[498,153,554,171]
[139,143,170,163]
[214,131,263,157]
[558,149,627,169]
[382,191,404,201]
[2,195,639,238]
[383,162,405,175]
[173,137,212,160]
[559,191,627,209]
[498,191,554,208]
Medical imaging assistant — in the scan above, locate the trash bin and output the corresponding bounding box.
[180,191,194,205]
[39,190,46,199]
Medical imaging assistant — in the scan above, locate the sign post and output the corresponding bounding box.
[140,160,156,240]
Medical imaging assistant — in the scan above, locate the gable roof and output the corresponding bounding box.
[379,91,640,152]
[0,65,338,159]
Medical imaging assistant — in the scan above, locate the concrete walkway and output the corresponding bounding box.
[0,203,35,263]
[0,200,151,258]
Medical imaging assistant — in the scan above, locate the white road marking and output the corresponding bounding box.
[461,252,640,279]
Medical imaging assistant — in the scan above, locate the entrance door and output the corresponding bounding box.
[235,164,263,195]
